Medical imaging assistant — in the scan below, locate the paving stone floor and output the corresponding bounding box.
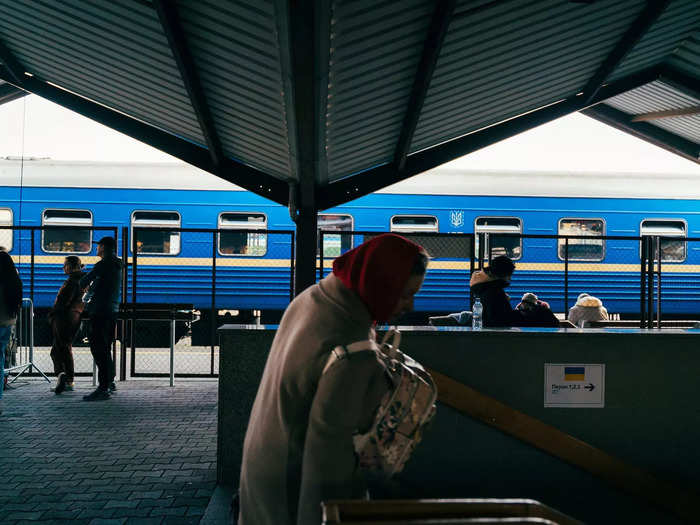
[0,378,218,524]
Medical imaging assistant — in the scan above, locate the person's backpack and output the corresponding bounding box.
[322,329,437,477]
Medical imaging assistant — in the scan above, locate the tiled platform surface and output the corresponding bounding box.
[0,378,218,524]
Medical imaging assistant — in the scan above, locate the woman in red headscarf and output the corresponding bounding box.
[239,234,428,525]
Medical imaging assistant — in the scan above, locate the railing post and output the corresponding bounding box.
[564,237,569,319]
[647,236,654,328]
[478,232,485,269]
[112,227,118,378]
[486,232,492,263]
[656,236,661,329]
[120,226,128,381]
[469,235,474,309]
[640,236,647,328]
[289,231,295,303]
[169,311,176,387]
[30,228,35,302]
[211,230,217,376]
[131,228,138,376]
[318,231,324,281]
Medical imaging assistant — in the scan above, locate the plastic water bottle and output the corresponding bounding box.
[472,298,483,330]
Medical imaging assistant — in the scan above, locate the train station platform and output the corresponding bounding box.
[0,378,218,524]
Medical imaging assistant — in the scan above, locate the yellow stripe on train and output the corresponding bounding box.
[14,256,700,273]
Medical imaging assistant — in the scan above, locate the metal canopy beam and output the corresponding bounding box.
[318,67,663,209]
[0,65,288,204]
[286,0,327,295]
[631,105,700,122]
[394,0,456,171]
[0,40,23,83]
[582,103,699,163]
[154,0,224,167]
[581,0,669,105]
[659,67,700,102]
[0,83,26,106]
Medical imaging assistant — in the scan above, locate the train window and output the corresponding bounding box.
[0,208,12,251]
[389,215,464,258]
[475,217,522,260]
[640,219,686,262]
[131,211,181,255]
[391,215,438,233]
[318,214,353,257]
[41,209,92,254]
[218,212,267,256]
[558,219,604,261]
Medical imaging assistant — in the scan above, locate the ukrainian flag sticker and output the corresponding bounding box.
[564,366,585,381]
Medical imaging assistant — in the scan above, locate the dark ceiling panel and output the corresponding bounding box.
[0,0,696,208]
[176,0,293,180]
[0,0,205,145]
[612,0,700,80]
[325,0,434,181]
[412,0,645,153]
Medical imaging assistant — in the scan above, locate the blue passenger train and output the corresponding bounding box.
[2,158,700,320]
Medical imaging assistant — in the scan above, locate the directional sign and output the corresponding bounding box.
[544,363,605,408]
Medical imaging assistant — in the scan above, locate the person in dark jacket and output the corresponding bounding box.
[516,292,559,327]
[469,255,527,328]
[49,256,85,395]
[80,236,122,401]
[0,251,22,415]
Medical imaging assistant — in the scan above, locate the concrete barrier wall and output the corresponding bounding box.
[218,325,700,524]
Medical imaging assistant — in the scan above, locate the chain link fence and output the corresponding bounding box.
[1,225,121,379]
[130,227,295,377]
[4,225,700,382]
[319,231,700,326]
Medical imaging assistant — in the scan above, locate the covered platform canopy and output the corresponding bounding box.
[0,0,698,291]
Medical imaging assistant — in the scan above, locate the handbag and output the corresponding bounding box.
[322,329,437,477]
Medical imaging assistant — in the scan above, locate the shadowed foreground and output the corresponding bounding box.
[0,378,217,524]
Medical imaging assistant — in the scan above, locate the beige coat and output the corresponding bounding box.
[568,294,609,327]
[239,274,388,525]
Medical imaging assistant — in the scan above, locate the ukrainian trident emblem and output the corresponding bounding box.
[449,210,464,228]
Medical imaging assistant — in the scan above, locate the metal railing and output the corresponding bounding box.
[320,231,697,328]
[130,227,295,378]
[4,225,700,382]
[5,298,50,384]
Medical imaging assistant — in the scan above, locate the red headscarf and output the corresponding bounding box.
[332,233,422,322]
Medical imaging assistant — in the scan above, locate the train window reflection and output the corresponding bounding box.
[641,219,686,262]
[132,211,181,255]
[0,208,12,251]
[389,215,464,259]
[558,219,604,261]
[218,212,267,256]
[391,215,438,232]
[475,217,522,260]
[42,209,92,254]
[318,214,353,257]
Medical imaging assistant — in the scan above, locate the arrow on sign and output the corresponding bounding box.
[585,383,595,392]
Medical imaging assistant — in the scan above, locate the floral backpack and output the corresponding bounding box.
[322,329,437,476]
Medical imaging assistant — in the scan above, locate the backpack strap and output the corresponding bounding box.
[380,328,401,349]
[379,328,403,361]
[322,339,380,375]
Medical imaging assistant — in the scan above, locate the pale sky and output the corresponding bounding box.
[0,94,697,174]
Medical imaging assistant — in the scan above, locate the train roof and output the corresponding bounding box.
[0,159,241,191]
[1,158,698,200]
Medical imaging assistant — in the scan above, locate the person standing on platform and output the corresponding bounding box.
[239,233,429,525]
[0,251,22,415]
[80,236,122,401]
[49,255,85,395]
